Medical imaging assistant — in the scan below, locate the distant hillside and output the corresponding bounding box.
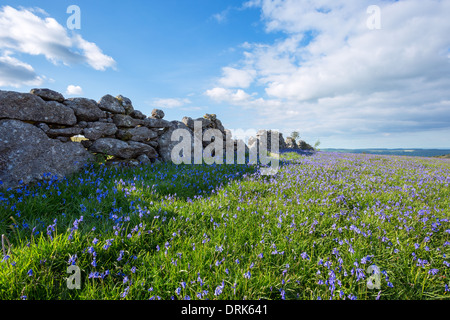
[433,154,450,159]
[322,148,450,158]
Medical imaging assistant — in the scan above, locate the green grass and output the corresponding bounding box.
[0,152,449,300]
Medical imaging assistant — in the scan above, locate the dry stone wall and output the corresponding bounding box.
[0,88,314,190]
[0,88,241,189]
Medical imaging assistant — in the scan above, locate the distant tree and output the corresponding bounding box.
[314,139,321,150]
[291,131,300,142]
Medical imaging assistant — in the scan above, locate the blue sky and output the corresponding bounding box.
[1,0,450,148]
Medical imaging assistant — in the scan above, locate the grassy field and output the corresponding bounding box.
[0,151,449,300]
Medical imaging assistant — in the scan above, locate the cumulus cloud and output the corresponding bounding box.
[66,85,83,95]
[206,87,253,103]
[218,67,256,88]
[0,52,43,87]
[0,5,115,87]
[206,0,450,146]
[151,98,192,109]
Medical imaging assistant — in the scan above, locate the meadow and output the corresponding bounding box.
[0,151,449,300]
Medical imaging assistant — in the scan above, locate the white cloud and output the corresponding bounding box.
[0,52,42,87]
[66,85,83,95]
[218,67,256,88]
[205,87,253,104]
[206,0,450,146]
[212,9,230,24]
[0,5,116,87]
[151,98,192,109]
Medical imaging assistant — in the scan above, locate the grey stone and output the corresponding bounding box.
[204,114,217,122]
[77,121,88,129]
[128,141,158,159]
[143,140,159,148]
[117,95,134,115]
[30,88,65,103]
[37,123,50,133]
[89,138,136,159]
[195,117,213,129]
[285,137,299,149]
[137,154,151,164]
[47,127,83,138]
[151,109,165,119]
[56,137,71,143]
[98,94,125,114]
[83,122,118,141]
[0,90,77,126]
[0,120,93,190]
[141,117,173,129]
[298,140,315,151]
[182,116,194,130]
[64,98,106,122]
[116,126,158,142]
[89,138,157,159]
[129,110,146,120]
[81,140,93,148]
[112,114,143,128]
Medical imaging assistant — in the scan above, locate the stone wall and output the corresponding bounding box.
[0,88,314,190]
[0,88,239,189]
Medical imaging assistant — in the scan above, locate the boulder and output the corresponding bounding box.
[0,120,93,189]
[56,137,71,143]
[89,138,158,159]
[83,122,118,141]
[195,117,213,129]
[181,116,194,130]
[116,95,134,115]
[137,154,151,164]
[128,141,158,159]
[116,126,158,142]
[0,90,77,126]
[298,140,315,151]
[151,109,165,119]
[285,137,299,149]
[30,88,65,103]
[89,138,135,159]
[36,123,50,133]
[129,110,146,120]
[64,98,106,122]
[141,118,173,129]
[46,127,83,138]
[98,94,126,114]
[143,140,159,149]
[112,114,143,128]
[204,114,217,122]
